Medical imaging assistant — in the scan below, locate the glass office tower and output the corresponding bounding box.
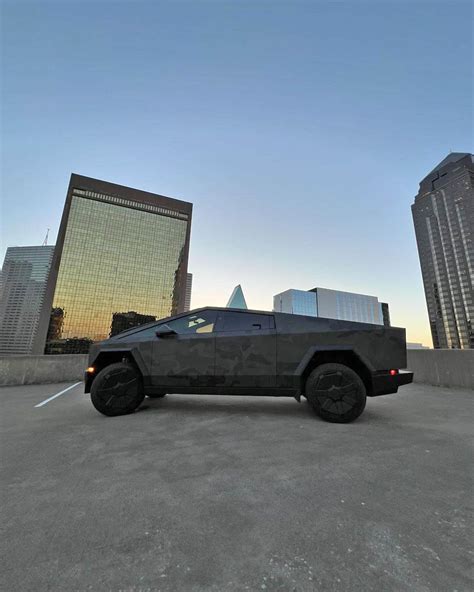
[412,153,474,349]
[37,174,192,354]
[0,246,55,355]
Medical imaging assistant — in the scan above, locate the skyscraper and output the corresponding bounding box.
[412,153,474,349]
[0,246,55,355]
[37,174,193,354]
[184,273,193,312]
[273,287,387,325]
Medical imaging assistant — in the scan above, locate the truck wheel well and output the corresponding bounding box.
[301,351,373,396]
[85,352,139,392]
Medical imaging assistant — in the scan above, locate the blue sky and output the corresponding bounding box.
[1,1,472,345]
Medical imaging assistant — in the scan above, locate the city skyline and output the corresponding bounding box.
[2,155,471,348]
[2,2,472,347]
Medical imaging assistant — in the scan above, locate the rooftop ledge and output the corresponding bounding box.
[0,350,472,390]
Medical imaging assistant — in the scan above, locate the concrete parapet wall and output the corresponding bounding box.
[0,350,472,389]
[0,355,88,386]
[407,349,474,389]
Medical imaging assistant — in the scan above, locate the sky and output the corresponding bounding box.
[1,0,472,346]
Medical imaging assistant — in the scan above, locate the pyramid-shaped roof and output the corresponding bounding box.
[226,285,248,309]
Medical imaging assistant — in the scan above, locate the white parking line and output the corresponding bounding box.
[34,382,82,408]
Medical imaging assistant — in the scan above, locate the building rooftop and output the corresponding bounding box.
[416,152,473,198]
[425,152,472,177]
[1,381,471,591]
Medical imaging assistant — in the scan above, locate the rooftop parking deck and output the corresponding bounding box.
[1,383,472,591]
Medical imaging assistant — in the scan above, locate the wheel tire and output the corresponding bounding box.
[90,362,145,417]
[305,363,366,423]
[147,392,167,399]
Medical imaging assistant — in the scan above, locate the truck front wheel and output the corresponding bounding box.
[90,362,145,416]
[305,363,366,423]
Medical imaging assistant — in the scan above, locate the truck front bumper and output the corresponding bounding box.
[370,370,414,397]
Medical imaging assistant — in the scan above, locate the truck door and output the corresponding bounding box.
[151,310,217,388]
[214,311,276,389]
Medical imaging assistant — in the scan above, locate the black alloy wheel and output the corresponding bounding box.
[90,362,145,416]
[305,363,367,423]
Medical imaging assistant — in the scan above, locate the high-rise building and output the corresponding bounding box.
[226,285,248,309]
[184,273,193,312]
[412,153,474,349]
[37,174,193,354]
[273,287,387,325]
[0,246,55,355]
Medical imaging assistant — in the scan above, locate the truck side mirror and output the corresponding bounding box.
[155,324,177,338]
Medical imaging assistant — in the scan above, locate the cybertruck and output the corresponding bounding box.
[85,307,413,423]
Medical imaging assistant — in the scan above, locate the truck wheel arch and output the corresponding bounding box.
[297,346,374,397]
[85,348,147,392]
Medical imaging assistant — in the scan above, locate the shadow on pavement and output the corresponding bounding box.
[136,394,383,424]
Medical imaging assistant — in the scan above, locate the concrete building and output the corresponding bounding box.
[412,153,474,348]
[184,273,193,312]
[0,246,55,355]
[37,174,193,354]
[273,287,389,326]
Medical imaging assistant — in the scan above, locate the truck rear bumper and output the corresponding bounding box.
[370,370,414,397]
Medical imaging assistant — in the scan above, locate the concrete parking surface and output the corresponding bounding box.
[1,383,472,592]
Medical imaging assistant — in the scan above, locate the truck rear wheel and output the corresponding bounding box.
[91,362,145,416]
[305,363,366,423]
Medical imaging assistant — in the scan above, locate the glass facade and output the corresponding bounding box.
[273,290,318,316]
[412,153,474,348]
[226,285,248,309]
[291,290,318,316]
[0,246,55,355]
[334,290,381,324]
[184,273,193,312]
[44,179,191,354]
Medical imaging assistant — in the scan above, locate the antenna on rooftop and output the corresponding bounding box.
[42,228,50,246]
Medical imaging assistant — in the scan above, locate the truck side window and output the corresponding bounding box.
[167,311,217,334]
[216,312,274,332]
